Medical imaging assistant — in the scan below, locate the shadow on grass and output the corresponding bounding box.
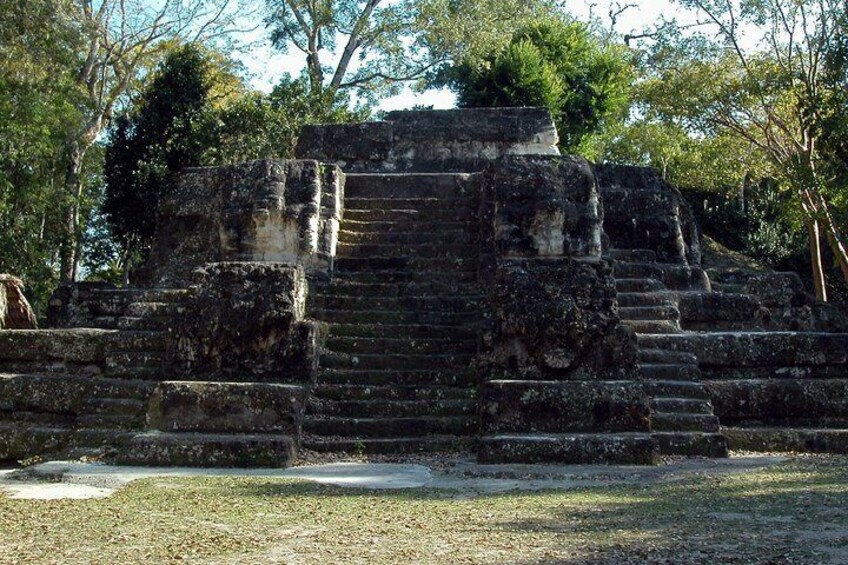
[218,456,848,564]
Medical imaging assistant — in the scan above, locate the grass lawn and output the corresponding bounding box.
[1,455,847,564]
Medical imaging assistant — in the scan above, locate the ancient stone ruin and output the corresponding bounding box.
[1,108,847,466]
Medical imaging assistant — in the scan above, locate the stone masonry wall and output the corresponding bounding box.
[475,155,651,464]
[297,108,560,173]
[145,159,342,287]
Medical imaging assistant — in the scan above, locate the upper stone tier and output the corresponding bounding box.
[296,107,560,173]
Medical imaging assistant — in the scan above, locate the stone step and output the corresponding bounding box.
[616,292,676,308]
[344,173,471,199]
[319,351,475,371]
[335,242,477,259]
[334,256,477,273]
[308,399,476,418]
[344,208,474,223]
[107,331,167,353]
[325,337,477,355]
[326,323,478,341]
[643,380,710,399]
[615,278,666,293]
[313,309,478,326]
[111,431,297,467]
[82,397,147,416]
[116,316,170,331]
[651,397,714,415]
[318,369,478,387]
[613,262,710,291]
[332,270,477,284]
[340,220,474,234]
[125,302,184,318]
[310,279,481,297]
[618,305,680,321]
[638,348,699,365]
[104,352,164,378]
[303,415,477,438]
[75,413,144,430]
[606,249,658,262]
[477,433,659,465]
[722,427,848,454]
[302,435,473,455]
[652,432,729,457]
[338,229,473,245]
[83,289,189,316]
[311,294,482,314]
[652,412,720,433]
[0,424,72,461]
[0,411,74,426]
[637,334,696,352]
[93,288,190,304]
[622,320,681,334]
[344,197,475,211]
[640,363,702,381]
[311,384,476,401]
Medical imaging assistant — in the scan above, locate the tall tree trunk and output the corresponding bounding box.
[807,218,828,302]
[59,146,86,282]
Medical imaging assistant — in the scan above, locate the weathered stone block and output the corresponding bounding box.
[167,263,320,382]
[113,431,297,467]
[596,164,701,265]
[0,374,90,414]
[297,108,560,173]
[0,424,71,461]
[146,159,341,286]
[480,380,651,434]
[480,259,639,381]
[148,381,307,434]
[706,379,848,424]
[478,433,659,465]
[0,329,109,364]
[724,428,848,454]
[477,155,602,258]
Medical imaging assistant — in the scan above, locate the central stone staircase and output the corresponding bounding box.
[304,173,483,454]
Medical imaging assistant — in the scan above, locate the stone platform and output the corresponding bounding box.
[1,107,847,466]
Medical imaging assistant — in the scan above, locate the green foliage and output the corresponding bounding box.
[104,45,216,265]
[0,0,84,311]
[446,17,633,153]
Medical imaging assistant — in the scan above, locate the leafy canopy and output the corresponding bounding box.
[446,17,633,153]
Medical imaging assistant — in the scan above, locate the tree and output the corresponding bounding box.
[54,0,248,282]
[639,0,848,300]
[263,0,565,103]
[104,46,366,281]
[104,45,219,280]
[0,1,82,310]
[446,17,633,153]
[264,0,429,104]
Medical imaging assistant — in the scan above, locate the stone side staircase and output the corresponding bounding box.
[305,174,482,454]
[609,249,729,457]
[0,288,188,459]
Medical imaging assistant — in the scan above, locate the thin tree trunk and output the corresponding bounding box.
[59,146,86,282]
[807,218,828,302]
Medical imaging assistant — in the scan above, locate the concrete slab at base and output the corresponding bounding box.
[724,427,848,454]
[112,431,297,468]
[478,433,660,465]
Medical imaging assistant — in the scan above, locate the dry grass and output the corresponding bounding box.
[1,455,847,564]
